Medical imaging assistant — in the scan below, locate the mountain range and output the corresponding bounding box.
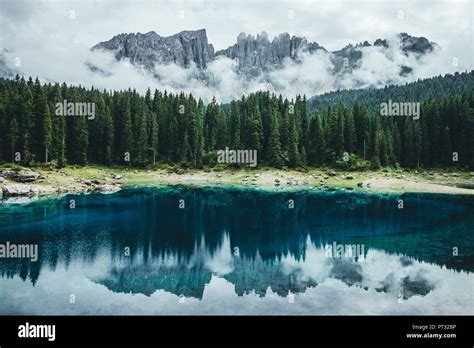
[0,29,441,100]
[92,29,439,81]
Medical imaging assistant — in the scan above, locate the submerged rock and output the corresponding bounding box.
[95,184,121,194]
[2,196,39,204]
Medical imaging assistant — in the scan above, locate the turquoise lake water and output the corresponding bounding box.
[0,186,473,314]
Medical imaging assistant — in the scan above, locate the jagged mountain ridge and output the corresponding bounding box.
[92,29,439,76]
[214,31,327,74]
[92,29,215,70]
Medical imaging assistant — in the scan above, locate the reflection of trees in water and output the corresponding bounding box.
[0,187,472,288]
[100,262,213,299]
[94,245,435,300]
[223,256,318,298]
[97,252,319,299]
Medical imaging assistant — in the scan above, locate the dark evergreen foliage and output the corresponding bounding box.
[0,71,472,169]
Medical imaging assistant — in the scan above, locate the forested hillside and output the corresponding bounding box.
[0,71,473,169]
[308,71,474,112]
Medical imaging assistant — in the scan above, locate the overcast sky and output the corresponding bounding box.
[0,0,472,100]
[2,0,472,50]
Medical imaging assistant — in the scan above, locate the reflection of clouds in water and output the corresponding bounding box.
[119,232,235,276]
[203,232,234,276]
[280,237,332,284]
[0,238,472,314]
[282,238,473,303]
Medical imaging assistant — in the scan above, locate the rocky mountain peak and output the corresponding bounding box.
[215,31,325,74]
[92,29,215,69]
[90,29,440,90]
[397,32,438,55]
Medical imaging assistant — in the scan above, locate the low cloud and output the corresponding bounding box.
[1,32,466,104]
[0,1,471,102]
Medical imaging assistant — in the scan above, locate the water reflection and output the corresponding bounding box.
[0,187,473,314]
[96,235,437,301]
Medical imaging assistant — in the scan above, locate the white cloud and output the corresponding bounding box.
[0,0,472,102]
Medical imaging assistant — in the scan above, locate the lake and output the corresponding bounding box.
[0,186,473,315]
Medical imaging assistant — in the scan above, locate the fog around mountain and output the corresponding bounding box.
[0,0,471,102]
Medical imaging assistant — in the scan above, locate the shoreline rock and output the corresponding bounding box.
[2,184,39,197]
[1,169,40,183]
[95,184,122,194]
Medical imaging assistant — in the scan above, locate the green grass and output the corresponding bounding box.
[0,163,472,190]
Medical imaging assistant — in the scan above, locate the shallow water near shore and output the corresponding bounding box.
[0,186,473,315]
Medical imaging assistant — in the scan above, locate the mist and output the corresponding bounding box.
[0,0,471,103]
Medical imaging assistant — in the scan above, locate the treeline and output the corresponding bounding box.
[308,71,474,112]
[0,72,473,169]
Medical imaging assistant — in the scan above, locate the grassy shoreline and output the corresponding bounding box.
[1,165,473,200]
